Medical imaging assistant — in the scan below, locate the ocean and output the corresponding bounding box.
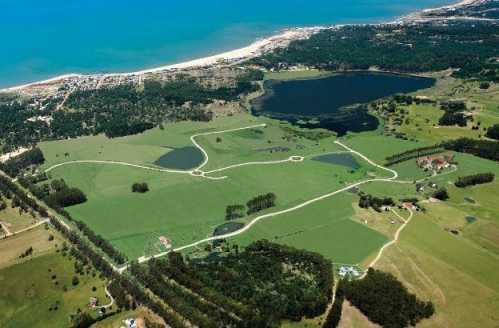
[1,0,454,88]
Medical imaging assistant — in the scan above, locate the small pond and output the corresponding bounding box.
[154,146,204,170]
[213,222,245,236]
[252,72,435,136]
[312,153,361,170]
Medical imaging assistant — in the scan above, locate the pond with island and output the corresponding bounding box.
[252,72,435,136]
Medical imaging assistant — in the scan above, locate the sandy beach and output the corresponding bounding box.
[2,28,321,92]
[0,0,484,93]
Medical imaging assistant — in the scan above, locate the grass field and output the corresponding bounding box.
[0,198,41,234]
[30,74,499,327]
[231,193,388,265]
[48,149,385,259]
[370,210,499,327]
[0,225,60,269]
[0,251,108,328]
[39,112,395,260]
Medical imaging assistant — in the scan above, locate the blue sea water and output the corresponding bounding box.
[1,0,453,88]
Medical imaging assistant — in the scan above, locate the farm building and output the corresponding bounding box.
[416,153,454,171]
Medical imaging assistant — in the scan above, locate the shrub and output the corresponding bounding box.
[132,182,149,193]
[432,188,449,201]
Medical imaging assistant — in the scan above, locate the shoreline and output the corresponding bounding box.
[1,0,483,93]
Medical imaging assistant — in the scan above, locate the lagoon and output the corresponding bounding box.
[253,73,435,136]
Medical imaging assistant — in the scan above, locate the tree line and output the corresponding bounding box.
[455,172,495,188]
[225,192,277,220]
[385,145,444,166]
[246,192,276,215]
[322,280,346,328]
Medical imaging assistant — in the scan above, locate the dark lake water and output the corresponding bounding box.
[154,146,204,170]
[313,153,361,169]
[253,73,435,136]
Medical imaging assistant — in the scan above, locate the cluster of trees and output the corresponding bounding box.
[225,193,278,219]
[432,188,449,201]
[75,221,127,265]
[0,148,45,177]
[358,193,395,212]
[486,124,499,140]
[225,204,246,220]
[252,20,499,82]
[45,186,87,208]
[246,192,276,215]
[191,240,334,326]
[455,172,495,188]
[439,111,468,127]
[443,138,499,162]
[385,145,444,166]
[132,182,149,193]
[19,246,34,258]
[342,268,434,328]
[438,101,469,127]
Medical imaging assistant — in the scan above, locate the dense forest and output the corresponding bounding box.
[443,138,499,162]
[0,72,262,150]
[342,268,434,328]
[252,21,499,81]
[128,240,334,327]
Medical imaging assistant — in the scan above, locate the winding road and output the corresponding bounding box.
[132,140,403,267]
[39,123,425,277]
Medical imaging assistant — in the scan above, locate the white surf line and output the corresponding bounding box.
[191,123,267,171]
[134,140,400,266]
[360,208,413,279]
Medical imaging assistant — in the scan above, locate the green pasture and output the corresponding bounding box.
[0,252,108,328]
[374,210,499,327]
[49,149,384,259]
[39,113,263,169]
[231,193,387,264]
